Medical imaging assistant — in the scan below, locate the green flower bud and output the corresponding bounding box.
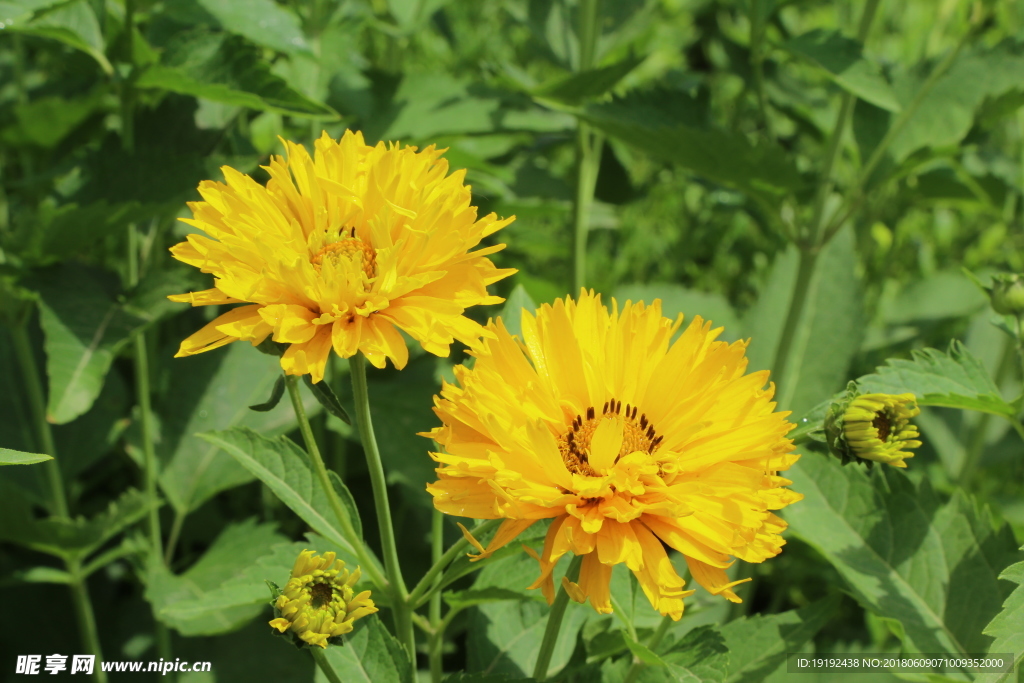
[825,383,922,468]
[987,274,1024,316]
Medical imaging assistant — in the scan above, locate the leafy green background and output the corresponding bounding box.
[1,0,1023,681]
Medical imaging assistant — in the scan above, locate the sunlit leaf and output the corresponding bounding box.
[976,549,1024,683]
[0,448,51,465]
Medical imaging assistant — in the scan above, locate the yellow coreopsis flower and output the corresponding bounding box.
[168,130,515,382]
[269,550,377,648]
[425,292,802,619]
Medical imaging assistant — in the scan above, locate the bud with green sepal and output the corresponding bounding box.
[824,382,922,468]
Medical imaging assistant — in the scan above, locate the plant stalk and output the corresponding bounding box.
[346,354,416,675]
[532,554,584,682]
[309,647,343,683]
[428,508,444,683]
[407,518,501,609]
[68,559,109,683]
[571,0,602,293]
[284,373,387,590]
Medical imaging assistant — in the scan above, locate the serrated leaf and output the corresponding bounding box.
[136,30,337,119]
[195,0,311,56]
[249,375,286,412]
[0,484,156,560]
[197,427,379,584]
[976,550,1024,683]
[533,54,643,106]
[719,598,837,683]
[34,264,148,424]
[785,454,1021,661]
[643,625,730,683]
[303,375,351,424]
[781,29,901,112]
[579,89,802,208]
[146,518,288,635]
[856,341,1016,418]
[0,448,51,465]
[319,616,412,683]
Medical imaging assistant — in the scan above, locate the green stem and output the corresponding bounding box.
[346,354,416,674]
[164,510,185,566]
[121,0,136,152]
[769,248,819,401]
[622,615,673,683]
[309,647,344,683]
[284,374,387,590]
[128,224,172,666]
[532,555,584,682]
[428,509,444,683]
[748,0,773,140]
[571,0,602,293]
[68,559,109,683]
[407,518,502,609]
[10,323,68,518]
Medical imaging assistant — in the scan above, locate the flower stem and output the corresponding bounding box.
[428,508,444,683]
[622,615,673,683]
[127,223,173,666]
[68,559,109,683]
[769,247,819,404]
[309,647,343,683]
[407,518,501,609]
[283,374,387,591]
[571,0,603,293]
[11,322,107,681]
[532,554,584,682]
[346,354,416,675]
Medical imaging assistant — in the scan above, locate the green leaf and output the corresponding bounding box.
[579,89,803,208]
[136,30,337,119]
[6,0,112,74]
[976,549,1024,683]
[146,518,289,635]
[150,340,316,515]
[533,54,643,106]
[194,0,311,56]
[0,484,156,560]
[443,674,536,683]
[744,226,863,417]
[855,341,1016,418]
[613,283,743,342]
[319,616,413,683]
[498,284,538,340]
[785,454,1021,660]
[889,40,1024,163]
[197,427,376,581]
[249,375,286,412]
[444,587,540,611]
[780,29,901,112]
[303,375,351,424]
[718,598,837,683]
[34,264,148,424]
[0,448,51,465]
[1,92,102,148]
[640,625,730,683]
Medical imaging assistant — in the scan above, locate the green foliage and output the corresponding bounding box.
[786,454,1021,660]
[976,550,1024,683]
[320,616,413,683]
[0,447,51,465]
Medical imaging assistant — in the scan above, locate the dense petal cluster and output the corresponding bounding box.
[269,550,377,648]
[840,393,922,468]
[426,292,801,619]
[169,130,515,381]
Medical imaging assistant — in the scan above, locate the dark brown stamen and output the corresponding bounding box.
[873,411,891,442]
[310,582,333,609]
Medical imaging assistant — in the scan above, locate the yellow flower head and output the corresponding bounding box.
[168,130,516,382]
[269,550,377,648]
[827,391,921,468]
[425,291,801,620]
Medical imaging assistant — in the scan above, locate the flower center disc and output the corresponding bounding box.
[310,582,333,609]
[558,399,663,476]
[872,411,891,442]
[311,234,377,279]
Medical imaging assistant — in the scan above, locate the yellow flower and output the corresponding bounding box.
[269,550,377,648]
[830,392,922,468]
[168,130,515,382]
[425,291,801,620]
